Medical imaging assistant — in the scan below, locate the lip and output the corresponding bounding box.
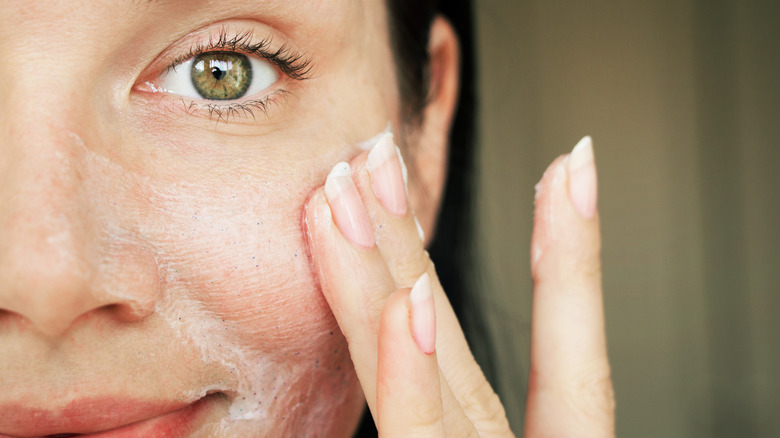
[0,393,222,438]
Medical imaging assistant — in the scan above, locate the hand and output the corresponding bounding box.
[304,134,614,436]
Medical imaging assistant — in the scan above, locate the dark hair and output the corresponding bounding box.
[355,1,493,435]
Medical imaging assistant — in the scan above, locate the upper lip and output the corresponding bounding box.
[0,396,203,437]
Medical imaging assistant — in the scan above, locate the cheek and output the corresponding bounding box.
[95,152,362,428]
[139,171,345,358]
[146,182,328,347]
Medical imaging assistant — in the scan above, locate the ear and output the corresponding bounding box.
[408,16,460,246]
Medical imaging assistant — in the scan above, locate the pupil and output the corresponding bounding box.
[211,67,224,80]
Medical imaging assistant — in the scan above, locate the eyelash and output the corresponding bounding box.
[163,28,312,122]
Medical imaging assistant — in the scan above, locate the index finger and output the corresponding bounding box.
[525,137,615,437]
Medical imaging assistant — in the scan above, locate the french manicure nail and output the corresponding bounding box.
[395,146,409,193]
[567,136,598,219]
[414,216,425,243]
[324,162,375,248]
[366,133,408,216]
[409,273,436,355]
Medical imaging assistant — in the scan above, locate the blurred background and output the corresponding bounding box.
[470,0,779,436]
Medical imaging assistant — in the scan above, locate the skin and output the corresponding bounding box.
[0,0,615,437]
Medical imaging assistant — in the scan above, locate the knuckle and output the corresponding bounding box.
[391,249,433,286]
[457,377,512,431]
[409,399,443,428]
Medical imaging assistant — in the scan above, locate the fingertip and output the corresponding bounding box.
[530,155,568,272]
[377,288,445,436]
[323,161,375,249]
[409,273,436,355]
[303,188,331,241]
[530,140,601,278]
[568,136,598,219]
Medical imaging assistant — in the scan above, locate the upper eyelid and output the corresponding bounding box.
[163,28,314,81]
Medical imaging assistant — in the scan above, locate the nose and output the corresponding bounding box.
[0,126,160,338]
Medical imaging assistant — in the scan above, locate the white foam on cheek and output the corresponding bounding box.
[138,172,362,433]
[72,130,371,434]
[145,183,303,428]
[67,139,297,431]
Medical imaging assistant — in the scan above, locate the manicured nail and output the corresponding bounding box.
[409,273,436,355]
[366,133,408,216]
[414,216,425,243]
[324,162,375,248]
[567,136,598,219]
[395,146,409,193]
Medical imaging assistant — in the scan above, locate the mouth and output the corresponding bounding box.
[0,392,225,438]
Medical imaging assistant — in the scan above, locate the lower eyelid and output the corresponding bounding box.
[153,89,292,124]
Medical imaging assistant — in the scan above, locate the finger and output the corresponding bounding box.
[305,160,474,433]
[376,275,446,437]
[525,136,615,437]
[304,165,397,416]
[352,134,511,433]
[354,132,427,286]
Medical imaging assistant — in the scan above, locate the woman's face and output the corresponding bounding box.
[0,0,412,436]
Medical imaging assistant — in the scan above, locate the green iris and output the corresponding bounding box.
[191,52,252,100]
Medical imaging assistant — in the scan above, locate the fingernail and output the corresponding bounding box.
[414,216,425,243]
[395,145,409,193]
[366,133,408,216]
[567,136,598,219]
[324,162,375,248]
[409,273,436,355]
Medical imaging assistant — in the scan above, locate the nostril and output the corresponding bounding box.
[109,300,156,323]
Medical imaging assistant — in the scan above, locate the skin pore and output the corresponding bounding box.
[0,0,453,436]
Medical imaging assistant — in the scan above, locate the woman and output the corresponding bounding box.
[0,0,614,436]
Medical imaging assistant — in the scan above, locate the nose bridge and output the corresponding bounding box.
[0,123,106,336]
[0,5,162,338]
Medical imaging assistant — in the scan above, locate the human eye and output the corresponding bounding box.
[161,51,278,101]
[136,27,312,122]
